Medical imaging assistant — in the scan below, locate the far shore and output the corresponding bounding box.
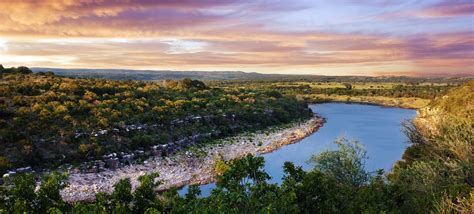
[305,95,429,109]
[61,116,325,203]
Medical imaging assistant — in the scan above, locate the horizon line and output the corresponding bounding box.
[29,66,474,78]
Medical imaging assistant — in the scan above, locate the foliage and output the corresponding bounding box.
[133,173,161,213]
[0,129,471,213]
[214,154,230,176]
[0,172,68,213]
[429,80,474,120]
[212,80,457,101]
[390,81,474,212]
[0,67,311,173]
[0,65,32,74]
[35,67,471,84]
[111,178,133,212]
[308,138,369,187]
[0,68,471,213]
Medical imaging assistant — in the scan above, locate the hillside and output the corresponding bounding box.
[429,80,474,119]
[392,80,474,212]
[0,70,311,174]
[32,67,472,83]
[414,80,474,135]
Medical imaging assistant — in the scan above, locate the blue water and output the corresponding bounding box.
[178,103,416,196]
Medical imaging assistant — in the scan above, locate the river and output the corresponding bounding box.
[179,103,417,196]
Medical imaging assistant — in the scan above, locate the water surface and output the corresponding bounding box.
[179,103,416,196]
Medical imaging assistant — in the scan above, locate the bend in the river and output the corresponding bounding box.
[179,103,416,196]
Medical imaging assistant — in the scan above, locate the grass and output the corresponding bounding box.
[298,94,430,109]
[212,81,449,109]
[272,82,451,90]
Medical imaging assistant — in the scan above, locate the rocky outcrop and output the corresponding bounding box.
[61,116,326,203]
[413,106,443,137]
[258,117,325,154]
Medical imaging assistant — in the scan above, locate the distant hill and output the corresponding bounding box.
[31,67,472,83]
[31,68,274,81]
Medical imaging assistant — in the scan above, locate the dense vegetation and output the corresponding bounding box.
[212,80,455,101]
[0,134,471,213]
[209,80,463,109]
[0,81,471,213]
[0,66,311,173]
[392,80,474,212]
[33,67,471,83]
[1,140,394,213]
[33,67,468,109]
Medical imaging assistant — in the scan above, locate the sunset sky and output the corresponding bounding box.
[0,0,472,76]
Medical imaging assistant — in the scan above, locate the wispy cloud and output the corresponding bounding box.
[0,0,472,76]
[416,0,474,18]
[378,0,473,19]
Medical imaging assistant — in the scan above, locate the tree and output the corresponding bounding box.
[288,169,340,212]
[179,78,207,90]
[16,66,33,74]
[214,154,272,212]
[111,178,132,211]
[144,207,161,214]
[185,185,201,202]
[133,173,160,213]
[218,154,270,191]
[47,207,63,214]
[37,172,69,212]
[282,162,306,183]
[343,83,352,90]
[214,154,230,176]
[3,173,37,212]
[308,137,369,187]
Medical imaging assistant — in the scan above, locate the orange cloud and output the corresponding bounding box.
[0,0,472,76]
[1,30,472,76]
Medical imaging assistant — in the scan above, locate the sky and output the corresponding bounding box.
[0,0,473,76]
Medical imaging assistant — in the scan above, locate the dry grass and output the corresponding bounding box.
[299,94,430,109]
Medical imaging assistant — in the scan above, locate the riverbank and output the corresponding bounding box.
[300,94,429,109]
[61,116,325,202]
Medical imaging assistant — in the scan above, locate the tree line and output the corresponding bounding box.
[211,81,455,100]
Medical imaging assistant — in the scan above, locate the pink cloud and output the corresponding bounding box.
[0,0,472,76]
[379,0,474,19]
[418,0,474,18]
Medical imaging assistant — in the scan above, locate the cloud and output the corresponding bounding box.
[0,0,244,25]
[0,1,236,37]
[0,0,472,76]
[2,29,473,75]
[403,32,474,72]
[416,0,474,18]
[379,0,474,19]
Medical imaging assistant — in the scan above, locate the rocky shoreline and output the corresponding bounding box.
[61,116,325,202]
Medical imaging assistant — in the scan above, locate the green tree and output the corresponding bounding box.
[144,207,161,214]
[218,154,269,192]
[3,173,37,212]
[308,137,369,187]
[37,172,69,212]
[16,66,33,74]
[133,173,160,213]
[111,178,132,212]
